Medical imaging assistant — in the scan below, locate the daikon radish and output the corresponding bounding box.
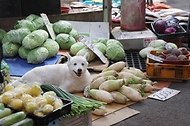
[128,84,144,91]
[92,70,118,82]
[142,79,157,85]
[90,89,114,103]
[117,72,143,84]
[99,79,125,92]
[92,105,107,116]
[143,83,156,93]
[103,61,126,72]
[118,85,143,102]
[110,91,128,104]
[121,67,147,79]
[90,76,117,89]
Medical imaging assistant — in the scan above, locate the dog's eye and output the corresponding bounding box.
[82,63,84,66]
[74,63,77,66]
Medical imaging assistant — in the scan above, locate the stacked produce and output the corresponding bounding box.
[139,39,178,58]
[0,14,79,64]
[40,84,106,117]
[70,38,126,61]
[0,82,65,117]
[85,61,157,116]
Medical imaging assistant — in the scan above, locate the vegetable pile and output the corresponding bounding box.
[0,14,79,64]
[139,39,178,58]
[0,82,65,117]
[70,38,126,61]
[40,84,106,117]
[85,61,157,115]
[153,15,183,34]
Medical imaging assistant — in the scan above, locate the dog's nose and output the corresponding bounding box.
[78,69,82,72]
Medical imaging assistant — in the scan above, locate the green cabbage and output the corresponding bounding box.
[70,42,86,55]
[6,28,31,44]
[167,42,178,49]
[22,29,49,50]
[92,38,108,46]
[106,39,123,48]
[25,14,39,21]
[42,38,60,59]
[27,47,48,64]
[0,29,6,41]
[55,33,76,50]
[106,44,125,61]
[2,42,20,57]
[69,28,79,41]
[94,42,106,55]
[1,34,10,44]
[76,47,96,62]
[14,19,37,32]
[18,46,31,59]
[53,20,72,34]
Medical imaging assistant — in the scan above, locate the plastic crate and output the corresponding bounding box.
[28,98,72,126]
[146,50,190,81]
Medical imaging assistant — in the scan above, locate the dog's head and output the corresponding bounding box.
[66,52,89,77]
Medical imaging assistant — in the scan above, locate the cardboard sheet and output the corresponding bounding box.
[4,55,61,77]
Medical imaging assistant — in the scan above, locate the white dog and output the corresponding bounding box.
[15,52,91,93]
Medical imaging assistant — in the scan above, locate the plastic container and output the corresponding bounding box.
[120,0,146,31]
[146,50,190,81]
[27,98,72,126]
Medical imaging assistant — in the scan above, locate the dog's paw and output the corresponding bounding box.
[83,85,90,98]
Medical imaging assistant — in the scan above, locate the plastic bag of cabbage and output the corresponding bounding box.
[70,38,126,62]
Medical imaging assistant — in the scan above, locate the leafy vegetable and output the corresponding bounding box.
[106,44,125,61]
[69,28,79,41]
[91,38,108,46]
[27,47,48,64]
[153,19,167,34]
[42,38,60,59]
[6,28,31,44]
[18,46,31,59]
[76,47,95,61]
[55,33,76,50]
[0,29,6,41]
[53,20,72,34]
[94,42,106,55]
[2,42,20,57]
[14,19,36,32]
[70,42,86,55]
[106,39,123,48]
[22,29,49,50]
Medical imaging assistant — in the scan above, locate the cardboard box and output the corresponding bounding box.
[59,111,92,126]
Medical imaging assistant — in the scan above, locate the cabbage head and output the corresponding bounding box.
[94,42,106,55]
[2,42,20,57]
[1,34,10,44]
[53,20,72,34]
[92,38,108,46]
[55,33,76,50]
[0,29,6,41]
[18,46,31,59]
[27,47,48,64]
[106,39,123,48]
[106,44,125,61]
[70,42,86,55]
[69,28,79,41]
[14,19,36,32]
[22,29,49,49]
[76,47,96,62]
[6,28,31,44]
[25,14,39,21]
[42,38,60,59]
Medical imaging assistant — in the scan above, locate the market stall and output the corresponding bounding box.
[0,0,190,126]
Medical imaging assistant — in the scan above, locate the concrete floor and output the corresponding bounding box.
[112,1,190,126]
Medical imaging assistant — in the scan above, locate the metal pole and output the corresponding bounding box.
[103,0,112,30]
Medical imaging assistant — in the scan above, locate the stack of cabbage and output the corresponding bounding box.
[0,14,67,64]
[70,38,126,61]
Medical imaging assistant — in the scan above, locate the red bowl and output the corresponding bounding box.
[61,6,70,14]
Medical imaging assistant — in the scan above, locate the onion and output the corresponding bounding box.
[164,27,176,34]
[153,19,167,34]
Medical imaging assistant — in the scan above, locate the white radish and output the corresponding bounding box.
[103,61,126,72]
[92,105,107,116]
[89,89,114,103]
[118,85,143,102]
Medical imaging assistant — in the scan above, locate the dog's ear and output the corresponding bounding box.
[66,52,72,61]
